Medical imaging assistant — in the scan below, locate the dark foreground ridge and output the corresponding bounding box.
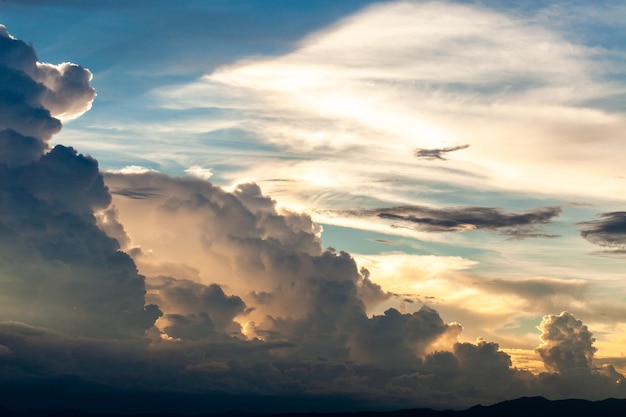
[1,397,626,417]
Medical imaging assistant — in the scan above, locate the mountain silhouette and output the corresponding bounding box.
[1,397,626,417]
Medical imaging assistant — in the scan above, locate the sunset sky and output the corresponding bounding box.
[1,0,625,413]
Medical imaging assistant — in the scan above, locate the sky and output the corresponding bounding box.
[0,0,625,413]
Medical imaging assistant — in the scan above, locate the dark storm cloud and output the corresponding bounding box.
[0,146,162,338]
[147,276,247,337]
[337,204,561,237]
[414,144,469,160]
[0,25,158,338]
[579,211,626,250]
[350,306,462,367]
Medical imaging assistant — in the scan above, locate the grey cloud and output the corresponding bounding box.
[455,339,513,375]
[95,205,133,250]
[0,25,159,338]
[35,62,96,119]
[159,313,217,341]
[0,25,93,146]
[532,312,626,401]
[384,341,527,408]
[482,278,588,312]
[147,276,246,337]
[414,144,469,160]
[350,306,462,368]
[111,187,162,199]
[0,129,47,167]
[579,211,626,250]
[0,146,161,338]
[357,267,392,308]
[338,204,561,237]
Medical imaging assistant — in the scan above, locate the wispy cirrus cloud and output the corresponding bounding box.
[153,0,626,205]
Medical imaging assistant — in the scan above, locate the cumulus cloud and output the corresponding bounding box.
[536,311,596,375]
[0,25,94,125]
[333,205,561,238]
[148,276,247,338]
[0,25,158,338]
[350,306,462,367]
[533,312,626,400]
[579,211,626,251]
[98,166,626,409]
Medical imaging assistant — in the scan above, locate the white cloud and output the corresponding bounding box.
[154,1,626,204]
[107,165,158,174]
[185,165,213,180]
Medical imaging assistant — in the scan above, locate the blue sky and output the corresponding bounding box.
[1,0,626,413]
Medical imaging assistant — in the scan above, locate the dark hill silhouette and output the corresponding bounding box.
[1,397,626,417]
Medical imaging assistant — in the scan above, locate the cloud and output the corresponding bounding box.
[98,168,626,408]
[579,211,626,250]
[147,276,246,338]
[35,62,96,121]
[185,165,213,180]
[482,278,589,312]
[334,205,561,238]
[536,311,596,375]
[0,148,162,338]
[1,20,626,414]
[414,144,469,160]
[153,0,626,206]
[533,312,626,400]
[0,25,94,124]
[0,25,159,338]
[350,306,462,367]
[0,24,94,166]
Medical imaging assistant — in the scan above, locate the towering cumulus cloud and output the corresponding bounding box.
[535,312,625,399]
[0,25,160,338]
[536,312,596,375]
[0,24,625,414]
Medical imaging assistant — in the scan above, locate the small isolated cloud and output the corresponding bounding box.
[579,211,626,251]
[107,165,158,175]
[338,205,561,238]
[414,144,469,160]
[185,165,213,180]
